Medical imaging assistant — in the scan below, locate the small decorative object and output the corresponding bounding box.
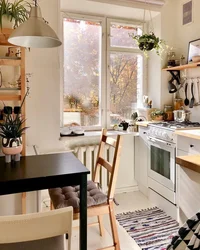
[130,32,165,57]
[0,0,30,29]
[188,39,200,63]
[150,110,165,121]
[0,90,29,163]
[5,47,21,58]
[182,0,193,26]
[119,121,129,131]
[180,55,186,65]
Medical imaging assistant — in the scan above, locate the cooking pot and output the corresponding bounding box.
[173,110,191,122]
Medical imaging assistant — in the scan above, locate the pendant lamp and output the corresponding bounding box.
[8,0,62,48]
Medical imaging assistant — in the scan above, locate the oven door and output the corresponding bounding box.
[147,136,176,191]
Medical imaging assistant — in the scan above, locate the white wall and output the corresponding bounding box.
[61,0,159,20]
[26,0,65,152]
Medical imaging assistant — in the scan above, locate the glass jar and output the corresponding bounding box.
[174,98,184,110]
[164,105,173,121]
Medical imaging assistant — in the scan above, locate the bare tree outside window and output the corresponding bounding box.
[63,17,143,128]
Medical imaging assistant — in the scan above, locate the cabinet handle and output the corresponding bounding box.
[143,132,146,134]
[190,144,194,148]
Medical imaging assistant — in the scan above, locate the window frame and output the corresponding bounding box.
[60,12,146,130]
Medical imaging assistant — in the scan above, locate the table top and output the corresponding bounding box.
[0,152,90,183]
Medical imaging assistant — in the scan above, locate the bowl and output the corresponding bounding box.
[192,56,200,63]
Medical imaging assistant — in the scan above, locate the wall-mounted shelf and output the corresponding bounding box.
[0,58,21,66]
[0,88,20,91]
[163,62,200,71]
[0,94,21,101]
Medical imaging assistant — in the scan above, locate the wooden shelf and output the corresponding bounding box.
[0,88,20,91]
[0,94,21,101]
[0,58,21,66]
[163,62,200,71]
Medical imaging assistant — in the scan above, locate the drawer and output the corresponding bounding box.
[139,127,149,141]
[177,136,200,154]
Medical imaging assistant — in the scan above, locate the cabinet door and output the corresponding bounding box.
[135,132,149,196]
[116,135,137,192]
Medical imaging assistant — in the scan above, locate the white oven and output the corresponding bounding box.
[147,136,176,204]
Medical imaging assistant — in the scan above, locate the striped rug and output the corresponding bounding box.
[116,207,179,250]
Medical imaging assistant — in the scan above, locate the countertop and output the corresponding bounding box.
[176,155,200,174]
[175,129,200,140]
[136,121,152,127]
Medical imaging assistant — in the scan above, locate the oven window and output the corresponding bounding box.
[151,145,170,179]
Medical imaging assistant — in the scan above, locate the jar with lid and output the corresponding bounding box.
[164,105,173,121]
[174,98,184,110]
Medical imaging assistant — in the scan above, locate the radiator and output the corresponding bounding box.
[73,144,115,193]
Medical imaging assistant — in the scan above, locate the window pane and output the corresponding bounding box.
[109,53,143,125]
[110,22,142,48]
[63,18,102,127]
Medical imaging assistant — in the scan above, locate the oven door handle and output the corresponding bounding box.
[147,136,175,147]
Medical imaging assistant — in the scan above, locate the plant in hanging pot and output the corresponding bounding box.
[130,32,166,57]
[0,0,30,29]
[0,90,29,162]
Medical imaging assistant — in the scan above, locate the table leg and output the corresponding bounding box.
[80,174,87,250]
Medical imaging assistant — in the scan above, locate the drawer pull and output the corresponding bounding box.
[143,132,146,134]
[190,144,194,148]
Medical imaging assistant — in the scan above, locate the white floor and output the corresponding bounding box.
[42,191,153,250]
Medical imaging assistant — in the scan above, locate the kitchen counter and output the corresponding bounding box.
[175,129,200,140]
[176,155,200,174]
[136,121,152,127]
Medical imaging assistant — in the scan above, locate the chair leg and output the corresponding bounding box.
[50,200,54,210]
[98,215,104,237]
[109,201,120,250]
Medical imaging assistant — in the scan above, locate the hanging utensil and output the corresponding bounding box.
[184,81,189,106]
[189,80,195,108]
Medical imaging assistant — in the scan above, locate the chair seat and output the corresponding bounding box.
[49,181,107,211]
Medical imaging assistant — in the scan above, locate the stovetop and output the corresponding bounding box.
[149,121,200,130]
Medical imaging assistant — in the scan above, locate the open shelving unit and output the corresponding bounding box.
[0,28,26,214]
[162,62,200,71]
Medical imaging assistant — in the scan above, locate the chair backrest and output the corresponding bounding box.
[93,128,123,200]
[0,207,73,250]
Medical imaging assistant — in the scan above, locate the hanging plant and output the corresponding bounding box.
[130,32,166,57]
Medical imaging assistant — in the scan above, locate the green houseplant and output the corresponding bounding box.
[0,0,30,29]
[0,90,29,162]
[130,32,165,57]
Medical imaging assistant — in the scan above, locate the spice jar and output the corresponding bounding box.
[174,98,184,110]
[164,105,173,121]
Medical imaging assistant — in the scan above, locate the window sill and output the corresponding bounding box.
[60,130,139,141]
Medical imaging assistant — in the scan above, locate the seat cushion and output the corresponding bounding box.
[49,181,107,210]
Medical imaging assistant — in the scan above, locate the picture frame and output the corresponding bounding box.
[187,39,200,63]
[182,0,193,26]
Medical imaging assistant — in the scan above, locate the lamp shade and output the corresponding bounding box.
[168,78,177,94]
[8,6,62,48]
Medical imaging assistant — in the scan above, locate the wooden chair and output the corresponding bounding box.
[0,207,73,250]
[49,129,123,250]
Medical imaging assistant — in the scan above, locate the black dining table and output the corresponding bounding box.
[0,152,90,250]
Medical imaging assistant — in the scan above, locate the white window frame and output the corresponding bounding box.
[60,12,146,130]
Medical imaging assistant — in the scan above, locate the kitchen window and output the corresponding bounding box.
[62,14,144,129]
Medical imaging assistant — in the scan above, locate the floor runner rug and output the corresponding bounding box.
[116,207,179,250]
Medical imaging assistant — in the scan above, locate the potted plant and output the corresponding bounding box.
[130,32,165,57]
[150,110,165,121]
[0,0,30,29]
[0,90,29,162]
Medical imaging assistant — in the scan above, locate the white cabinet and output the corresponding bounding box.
[134,127,149,196]
[177,135,200,225]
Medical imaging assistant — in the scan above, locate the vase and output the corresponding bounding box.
[2,137,22,163]
[1,15,14,29]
